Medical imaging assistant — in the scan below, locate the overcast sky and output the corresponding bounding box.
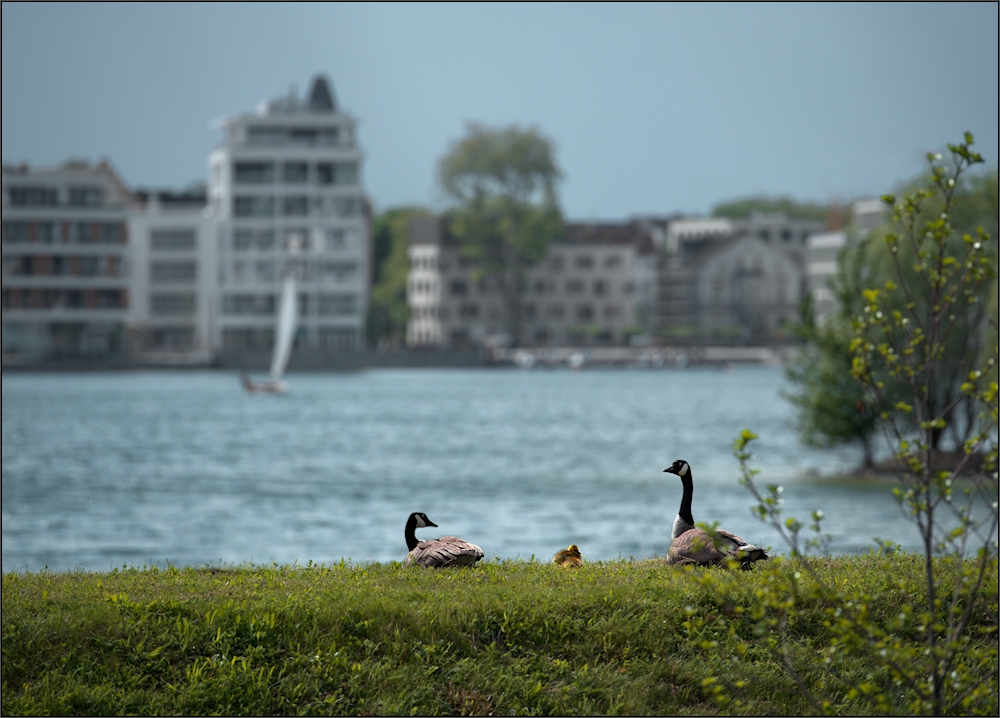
[2,2,997,218]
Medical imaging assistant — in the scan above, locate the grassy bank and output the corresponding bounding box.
[2,555,997,716]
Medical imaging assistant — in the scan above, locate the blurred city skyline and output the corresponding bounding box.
[2,2,997,218]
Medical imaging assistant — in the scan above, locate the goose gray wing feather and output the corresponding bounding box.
[668,528,768,567]
[405,537,484,568]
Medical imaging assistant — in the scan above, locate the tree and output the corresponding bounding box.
[784,295,879,469]
[711,195,832,224]
[729,135,998,716]
[787,163,998,460]
[367,207,430,348]
[438,123,563,345]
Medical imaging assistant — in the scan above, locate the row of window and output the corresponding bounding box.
[436,303,623,322]
[7,186,104,208]
[232,227,360,252]
[443,278,633,297]
[2,254,126,278]
[222,326,358,351]
[411,253,626,273]
[221,293,358,316]
[230,259,359,285]
[2,221,127,245]
[150,261,196,284]
[140,326,196,351]
[244,125,343,147]
[413,327,620,348]
[2,288,127,310]
[151,293,196,316]
[233,161,358,186]
[233,195,362,219]
[151,229,197,251]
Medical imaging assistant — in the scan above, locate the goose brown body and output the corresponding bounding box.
[663,460,768,569]
[402,512,484,568]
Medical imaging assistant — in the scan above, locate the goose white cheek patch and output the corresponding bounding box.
[678,463,688,476]
[415,515,427,528]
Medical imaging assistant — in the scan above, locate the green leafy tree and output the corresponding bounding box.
[788,164,997,459]
[438,123,563,345]
[367,207,430,348]
[785,296,879,469]
[724,135,998,716]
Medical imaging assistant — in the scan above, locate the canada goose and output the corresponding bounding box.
[553,544,583,567]
[402,512,484,568]
[663,460,768,569]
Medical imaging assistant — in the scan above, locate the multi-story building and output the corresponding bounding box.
[654,213,823,343]
[208,75,369,359]
[128,190,217,363]
[804,199,888,325]
[2,161,138,360]
[407,217,656,348]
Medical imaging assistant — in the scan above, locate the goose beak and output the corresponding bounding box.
[426,520,438,527]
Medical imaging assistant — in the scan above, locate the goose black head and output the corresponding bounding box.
[409,512,438,529]
[663,459,690,478]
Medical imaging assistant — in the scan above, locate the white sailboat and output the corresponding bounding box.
[240,274,297,394]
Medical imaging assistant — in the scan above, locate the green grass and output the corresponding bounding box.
[2,555,997,716]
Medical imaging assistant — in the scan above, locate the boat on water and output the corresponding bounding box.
[240,273,297,394]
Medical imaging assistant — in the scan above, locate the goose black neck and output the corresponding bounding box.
[405,516,419,551]
[678,472,694,527]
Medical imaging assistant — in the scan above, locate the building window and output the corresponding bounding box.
[603,305,622,319]
[566,279,584,295]
[450,279,468,296]
[234,228,275,251]
[36,222,56,243]
[318,328,356,351]
[548,255,565,271]
[316,162,357,185]
[325,228,358,251]
[459,303,479,319]
[593,280,606,296]
[151,261,196,283]
[234,196,275,217]
[281,228,310,252]
[234,162,275,184]
[523,303,537,320]
[1,221,30,243]
[283,162,308,183]
[604,255,623,269]
[222,294,275,315]
[68,186,104,207]
[283,196,309,217]
[546,304,565,319]
[576,304,594,321]
[101,224,125,244]
[9,186,59,206]
[150,293,195,316]
[223,328,273,349]
[575,255,594,270]
[145,327,195,351]
[151,228,196,251]
[318,294,358,316]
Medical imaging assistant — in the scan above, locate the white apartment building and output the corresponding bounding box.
[128,191,217,363]
[803,199,888,325]
[407,217,656,348]
[208,75,369,358]
[2,161,138,360]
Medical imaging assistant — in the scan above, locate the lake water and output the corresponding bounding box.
[2,366,929,573]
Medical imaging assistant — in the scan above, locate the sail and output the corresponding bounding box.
[269,275,297,380]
